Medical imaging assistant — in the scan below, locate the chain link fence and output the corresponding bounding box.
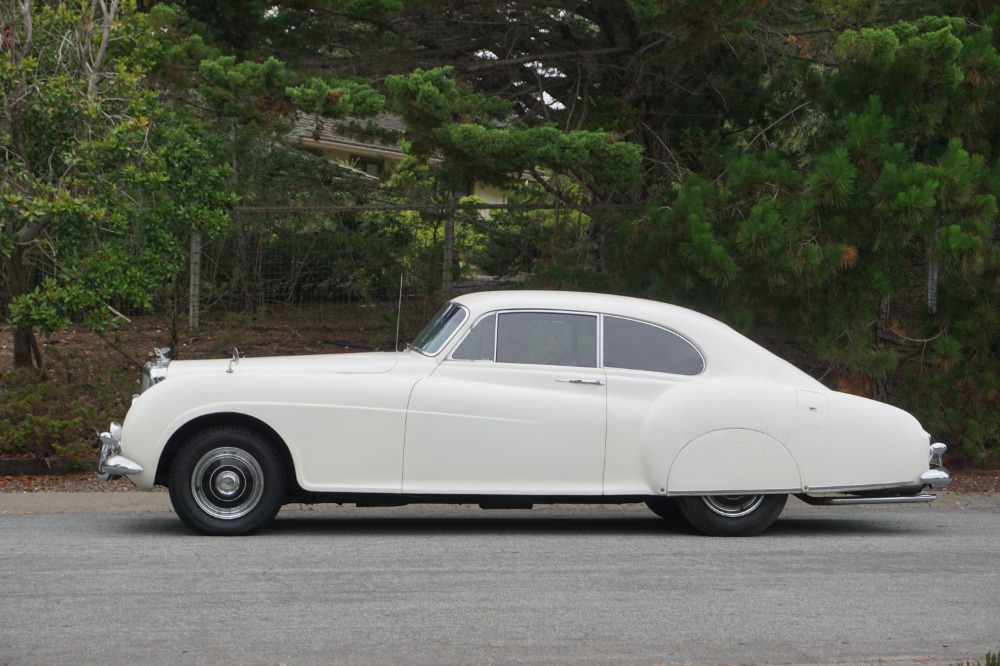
[2,205,544,339]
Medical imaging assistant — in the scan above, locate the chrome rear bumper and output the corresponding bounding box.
[799,493,937,506]
[921,442,951,489]
[920,467,951,489]
[800,441,951,506]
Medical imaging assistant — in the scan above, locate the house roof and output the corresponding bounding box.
[293,111,405,157]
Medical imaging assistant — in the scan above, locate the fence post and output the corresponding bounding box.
[441,214,454,294]
[189,230,202,329]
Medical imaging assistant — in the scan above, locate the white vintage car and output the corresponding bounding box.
[98,290,950,536]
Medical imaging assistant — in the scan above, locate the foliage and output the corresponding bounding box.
[610,13,1000,461]
[0,349,134,465]
[1,1,236,367]
[206,211,414,306]
[6,0,997,462]
[958,652,1000,666]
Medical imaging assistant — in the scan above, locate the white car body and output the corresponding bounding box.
[99,290,950,536]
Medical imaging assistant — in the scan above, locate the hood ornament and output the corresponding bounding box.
[227,347,240,374]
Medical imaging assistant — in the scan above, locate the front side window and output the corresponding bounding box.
[603,316,704,375]
[411,303,468,355]
[451,314,496,360]
[496,312,597,367]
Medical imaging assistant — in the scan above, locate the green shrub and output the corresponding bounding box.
[959,652,1000,666]
[0,349,134,467]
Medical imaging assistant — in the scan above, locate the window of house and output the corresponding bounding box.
[350,155,383,177]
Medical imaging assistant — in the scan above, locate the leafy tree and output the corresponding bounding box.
[164,0,770,197]
[145,0,1000,460]
[1,1,235,368]
[617,13,1000,461]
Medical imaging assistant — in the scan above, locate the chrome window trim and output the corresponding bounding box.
[600,314,707,376]
[495,309,600,368]
[412,303,470,357]
[447,311,498,362]
[449,308,601,367]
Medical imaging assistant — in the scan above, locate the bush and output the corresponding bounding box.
[959,652,1000,666]
[0,349,134,467]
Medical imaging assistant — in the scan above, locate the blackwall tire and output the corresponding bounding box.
[645,497,684,524]
[676,493,787,537]
[168,427,286,536]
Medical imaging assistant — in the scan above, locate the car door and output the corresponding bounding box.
[599,314,707,494]
[402,310,607,495]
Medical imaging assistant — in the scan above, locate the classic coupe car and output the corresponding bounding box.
[98,290,950,536]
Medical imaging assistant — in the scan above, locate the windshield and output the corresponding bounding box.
[410,302,468,355]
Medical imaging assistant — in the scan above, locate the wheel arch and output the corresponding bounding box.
[154,413,297,492]
[665,428,803,495]
[636,380,807,494]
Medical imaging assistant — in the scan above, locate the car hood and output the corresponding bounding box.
[165,352,399,378]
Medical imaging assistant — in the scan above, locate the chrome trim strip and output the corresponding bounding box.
[667,487,799,497]
[805,480,917,493]
[801,494,937,506]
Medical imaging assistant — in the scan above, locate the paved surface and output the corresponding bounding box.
[1,492,998,665]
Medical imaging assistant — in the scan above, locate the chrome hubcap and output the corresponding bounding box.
[191,447,264,520]
[214,470,242,497]
[702,494,765,518]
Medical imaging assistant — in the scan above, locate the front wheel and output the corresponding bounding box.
[168,427,286,536]
[676,494,787,537]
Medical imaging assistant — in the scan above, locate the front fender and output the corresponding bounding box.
[119,368,420,493]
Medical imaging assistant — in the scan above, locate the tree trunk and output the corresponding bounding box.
[926,232,939,315]
[870,295,892,403]
[3,245,42,369]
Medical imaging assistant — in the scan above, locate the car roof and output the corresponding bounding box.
[452,290,729,330]
[450,290,825,389]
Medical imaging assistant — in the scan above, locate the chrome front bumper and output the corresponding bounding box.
[97,422,143,481]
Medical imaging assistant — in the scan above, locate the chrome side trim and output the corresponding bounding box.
[803,480,916,494]
[668,487,799,497]
[800,494,937,506]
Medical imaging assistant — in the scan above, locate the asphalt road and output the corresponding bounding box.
[1,492,998,666]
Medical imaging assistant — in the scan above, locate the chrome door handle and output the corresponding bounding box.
[556,378,606,386]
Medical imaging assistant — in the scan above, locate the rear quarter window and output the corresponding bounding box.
[603,316,704,375]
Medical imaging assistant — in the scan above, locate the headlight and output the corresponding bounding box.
[140,347,171,393]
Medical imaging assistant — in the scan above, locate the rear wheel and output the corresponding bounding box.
[676,494,787,537]
[168,427,286,536]
[645,497,684,524]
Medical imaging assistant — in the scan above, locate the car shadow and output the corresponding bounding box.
[110,507,939,538]
[266,514,684,537]
[260,512,934,538]
[767,515,935,537]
